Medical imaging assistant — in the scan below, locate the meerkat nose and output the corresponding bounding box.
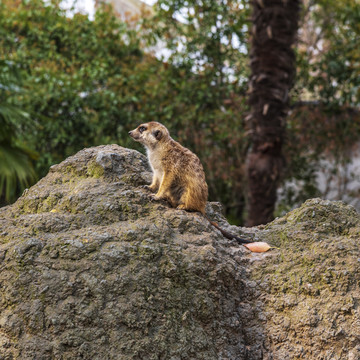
[128,131,132,135]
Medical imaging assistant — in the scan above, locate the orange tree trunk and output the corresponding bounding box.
[246,0,301,226]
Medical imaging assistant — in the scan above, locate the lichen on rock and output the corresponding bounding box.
[253,198,360,359]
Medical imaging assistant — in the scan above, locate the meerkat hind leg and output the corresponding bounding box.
[177,188,202,213]
[176,204,187,210]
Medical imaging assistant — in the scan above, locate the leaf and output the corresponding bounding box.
[243,241,271,253]
[0,143,37,202]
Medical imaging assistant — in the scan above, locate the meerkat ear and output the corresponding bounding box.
[152,130,162,140]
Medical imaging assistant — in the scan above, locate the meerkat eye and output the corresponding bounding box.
[139,126,147,133]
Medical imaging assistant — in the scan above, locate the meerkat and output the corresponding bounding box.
[129,122,255,246]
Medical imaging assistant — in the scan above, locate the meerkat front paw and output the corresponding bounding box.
[143,185,157,192]
[150,194,162,201]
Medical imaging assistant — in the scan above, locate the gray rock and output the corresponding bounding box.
[0,145,262,360]
[253,198,360,359]
[1,145,360,359]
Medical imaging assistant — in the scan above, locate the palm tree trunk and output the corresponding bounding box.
[246,0,301,226]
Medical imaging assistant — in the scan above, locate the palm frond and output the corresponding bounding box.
[0,60,37,203]
[0,143,37,202]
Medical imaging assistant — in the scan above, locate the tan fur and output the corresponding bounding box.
[128,122,262,249]
[129,122,208,214]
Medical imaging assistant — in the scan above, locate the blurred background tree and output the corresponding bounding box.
[1,0,359,225]
[246,0,300,226]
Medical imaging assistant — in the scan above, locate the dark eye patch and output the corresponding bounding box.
[139,126,147,133]
[152,129,162,140]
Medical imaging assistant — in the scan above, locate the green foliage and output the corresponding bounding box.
[0,60,37,203]
[1,0,360,222]
[0,0,150,177]
[276,0,360,214]
[295,0,360,108]
[1,0,252,220]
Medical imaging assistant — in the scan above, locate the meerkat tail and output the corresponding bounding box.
[204,215,253,244]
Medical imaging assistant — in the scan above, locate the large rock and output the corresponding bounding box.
[1,144,359,359]
[253,198,360,360]
[0,145,264,360]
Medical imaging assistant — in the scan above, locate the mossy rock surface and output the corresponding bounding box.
[254,198,360,359]
[1,145,359,359]
[0,145,263,360]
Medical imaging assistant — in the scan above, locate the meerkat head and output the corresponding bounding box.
[129,122,170,148]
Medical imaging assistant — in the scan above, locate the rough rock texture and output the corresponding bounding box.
[253,199,360,360]
[1,145,360,360]
[0,145,264,360]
